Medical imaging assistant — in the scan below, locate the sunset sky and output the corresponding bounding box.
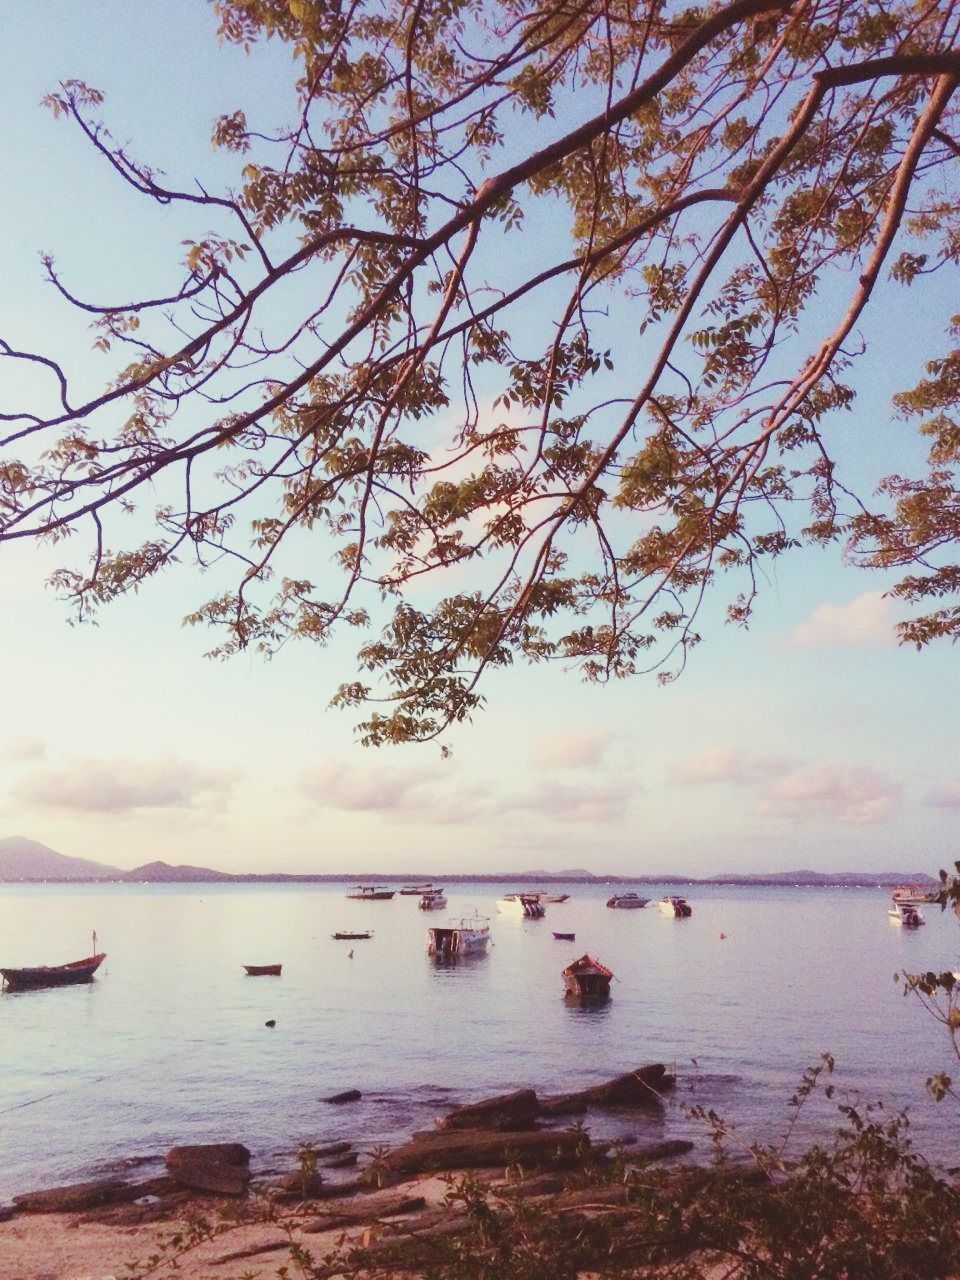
[1,2,956,877]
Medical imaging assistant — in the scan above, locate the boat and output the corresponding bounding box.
[332,930,374,940]
[562,954,614,1001]
[418,889,447,910]
[658,895,692,917]
[427,913,491,957]
[606,893,649,909]
[538,891,570,903]
[1,950,106,992]
[496,893,546,919]
[552,931,576,941]
[346,885,396,900]
[888,902,925,927]
[890,883,937,906]
[399,883,437,895]
[243,963,282,976]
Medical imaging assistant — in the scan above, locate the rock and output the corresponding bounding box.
[303,1191,427,1232]
[165,1143,251,1196]
[437,1088,540,1131]
[376,1127,594,1175]
[12,1178,142,1214]
[323,1152,358,1169]
[275,1170,326,1198]
[541,1064,674,1113]
[0,1205,15,1222]
[324,1088,362,1104]
[538,1093,589,1117]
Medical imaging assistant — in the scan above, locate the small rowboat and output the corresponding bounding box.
[243,963,282,976]
[332,931,373,940]
[552,931,576,941]
[1,952,106,992]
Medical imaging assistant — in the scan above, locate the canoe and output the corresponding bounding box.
[243,963,282,976]
[332,931,373,940]
[552,931,576,941]
[1,952,106,992]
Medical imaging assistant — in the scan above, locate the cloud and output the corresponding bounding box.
[755,762,900,825]
[787,591,897,649]
[532,729,614,769]
[10,757,236,815]
[1,736,47,762]
[669,746,789,786]
[299,760,439,813]
[508,779,635,824]
[926,777,960,808]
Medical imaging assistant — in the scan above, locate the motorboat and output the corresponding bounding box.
[399,883,437,895]
[890,884,937,906]
[606,893,649,909]
[346,885,395,900]
[427,913,491,957]
[537,891,570,903]
[496,893,546,919]
[658,895,692,917]
[888,902,925,927]
[552,931,576,941]
[243,963,282,976]
[418,889,447,910]
[332,930,373,940]
[562,954,614,1001]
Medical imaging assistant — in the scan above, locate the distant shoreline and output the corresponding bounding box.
[0,872,939,889]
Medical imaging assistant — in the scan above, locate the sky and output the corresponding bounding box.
[0,2,957,878]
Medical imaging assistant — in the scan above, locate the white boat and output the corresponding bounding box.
[890,883,936,906]
[658,895,692,917]
[418,889,447,910]
[888,902,925,927]
[496,893,546,919]
[606,893,649,909]
[427,913,491,957]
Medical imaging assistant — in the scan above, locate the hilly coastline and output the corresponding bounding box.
[0,835,939,889]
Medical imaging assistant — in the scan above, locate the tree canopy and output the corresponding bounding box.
[2,0,959,741]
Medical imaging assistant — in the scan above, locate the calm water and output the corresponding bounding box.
[0,881,957,1200]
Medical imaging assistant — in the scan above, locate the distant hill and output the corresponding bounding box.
[0,836,121,881]
[700,869,939,887]
[119,860,234,883]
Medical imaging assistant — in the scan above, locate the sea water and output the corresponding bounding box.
[0,880,957,1200]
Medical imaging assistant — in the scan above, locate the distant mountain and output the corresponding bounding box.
[701,869,938,886]
[0,836,121,881]
[119,860,233,883]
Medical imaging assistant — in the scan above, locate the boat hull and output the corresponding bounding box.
[244,964,282,975]
[1,953,106,992]
[427,915,491,957]
[606,895,648,909]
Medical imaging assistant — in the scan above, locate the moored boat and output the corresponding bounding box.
[888,902,925,927]
[418,889,447,910]
[346,885,396,900]
[658,895,692,917]
[332,930,374,940]
[427,913,491,957]
[537,891,570,903]
[1,951,106,992]
[243,963,282,976]
[606,893,649,909]
[496,893,546,919]
[552,931,576,941]
[890,883,937,906]
[399,883,436,895]
[562,954,614,1001]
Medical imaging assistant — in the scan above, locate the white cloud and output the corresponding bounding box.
[755,762,900,825]
[926,777,960,808]
[10,756,236,815]
[532,729,614,769]
[787,591,897,650]
[1,736,47,762]
[669,746,789,786]
[508,779,635,824]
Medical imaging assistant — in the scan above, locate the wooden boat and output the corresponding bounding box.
[552,931,576,941]
[890,883,937,906]
[346,885,395,900]
[1,951,105,992]
[658,895,692,917]
[606,893,649,909]
[399,883,436,895]
[332,930,373,940]
[243,963,282,976]
[562,954,614,1001]
[427,913,491,957]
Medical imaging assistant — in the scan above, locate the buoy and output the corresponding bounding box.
[719,932,726,940]
[347,949,354,959]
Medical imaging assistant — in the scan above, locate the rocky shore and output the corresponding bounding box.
[0,1063,691,1279]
